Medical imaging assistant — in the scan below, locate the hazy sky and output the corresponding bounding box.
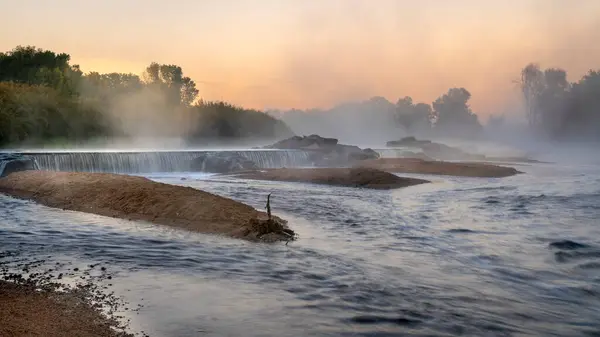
[1,0,599,117]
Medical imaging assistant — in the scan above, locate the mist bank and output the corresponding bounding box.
[2,45,599,150]
[0,46,294,149]
[269,65,600,146]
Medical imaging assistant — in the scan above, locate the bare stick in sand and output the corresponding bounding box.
[266,193,272,220]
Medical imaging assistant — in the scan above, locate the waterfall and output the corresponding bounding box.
[25,150,313,173]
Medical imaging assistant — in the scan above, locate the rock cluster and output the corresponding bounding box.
[266,134,380,167]
[0,153,38,177]
[386,137,485,161]
[190,152,259,173]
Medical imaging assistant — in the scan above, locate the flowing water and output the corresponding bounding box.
[1,149,600,336]
[26,149,313,173]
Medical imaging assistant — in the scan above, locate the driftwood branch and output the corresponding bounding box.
[265,193,272,220]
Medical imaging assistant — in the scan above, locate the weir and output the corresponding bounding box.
[16,150,313,173]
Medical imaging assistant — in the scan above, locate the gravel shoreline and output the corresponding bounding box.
[1,253,139,337]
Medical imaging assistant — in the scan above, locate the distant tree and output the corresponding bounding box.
[0,45,80,96]
[395,96,432,132]
[431,88,481,135]
[564,70,600,139]
[520,63,546,130]
[142,62,198,106]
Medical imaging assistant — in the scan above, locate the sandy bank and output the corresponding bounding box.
[234,167,429,189]
[0,171,294,242]
[0,280,132,337]
[356,158,521,178]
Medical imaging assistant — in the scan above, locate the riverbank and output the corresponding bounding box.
[0,280,133,337]
[0,171,294,242]
[234,167,429,189]
[356,158,521,178]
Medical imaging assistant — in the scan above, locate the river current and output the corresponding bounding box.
[1,149,600,336]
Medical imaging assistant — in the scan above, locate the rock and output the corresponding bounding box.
[266,135,378,167]
[386,136,431,147]
[348,148,380,161]
[420,142,479,161]
[190,152,258,173]
[386,137,488,161]
[0,153,39,177]
[267,135,338,150]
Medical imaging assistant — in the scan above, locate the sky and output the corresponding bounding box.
[1,0,599,118]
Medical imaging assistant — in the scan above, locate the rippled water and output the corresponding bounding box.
[2,156,600,336]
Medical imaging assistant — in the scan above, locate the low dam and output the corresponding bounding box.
[3,149,314,174]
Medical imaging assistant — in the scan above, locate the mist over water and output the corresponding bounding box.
[2,156,600,336]
[2,2,600,336]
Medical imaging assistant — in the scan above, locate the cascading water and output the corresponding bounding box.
[20,150,313,173]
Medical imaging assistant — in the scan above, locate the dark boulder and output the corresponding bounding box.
[190,152,259,173]
[266,135,378,167]
[267,135,338,150]
[386,136,432,147]
[348,148,380,161]
[0,154,39,177]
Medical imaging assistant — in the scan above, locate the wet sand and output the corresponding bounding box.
[0,171,294,242]
[0,280,133,337]
[235,167,430,189]
[356,158,521,178]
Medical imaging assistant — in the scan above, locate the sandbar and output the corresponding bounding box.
[0,171,294,242]
[356,158,521,178]
[234,167,429,189]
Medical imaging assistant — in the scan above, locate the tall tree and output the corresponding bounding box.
[0,45,79,95]
[142,62,198,106]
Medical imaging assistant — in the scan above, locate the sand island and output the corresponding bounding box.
[0,171,295,242]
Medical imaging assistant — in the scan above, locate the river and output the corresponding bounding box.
[1,149,600,336]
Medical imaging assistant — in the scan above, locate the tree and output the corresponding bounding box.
[520,63,545,130]
[0,45,80,96]
[395,96,432,132]
[431,88,480,135]
[142,62,198,106]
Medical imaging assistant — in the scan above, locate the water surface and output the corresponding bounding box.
[1,158,600,336]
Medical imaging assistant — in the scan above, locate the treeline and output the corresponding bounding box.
[520,64,600,140]
[270,87,481,143]
[273,64,600,143]
[0,45,293,147]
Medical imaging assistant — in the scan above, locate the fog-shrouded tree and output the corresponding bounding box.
[395,96,433,133]
[431,87,481,136]
[520,63,546,130]
[519,63,600,140]
[142,62,198,106]
[0,45,294,146]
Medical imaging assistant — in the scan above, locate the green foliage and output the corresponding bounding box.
[0,45,82,96]
[0,45,294,147]
[142,62,198,106]
[191,101,294,140]
[0,83,107,146]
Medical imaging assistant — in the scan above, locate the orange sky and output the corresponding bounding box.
[1,0,599,117]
